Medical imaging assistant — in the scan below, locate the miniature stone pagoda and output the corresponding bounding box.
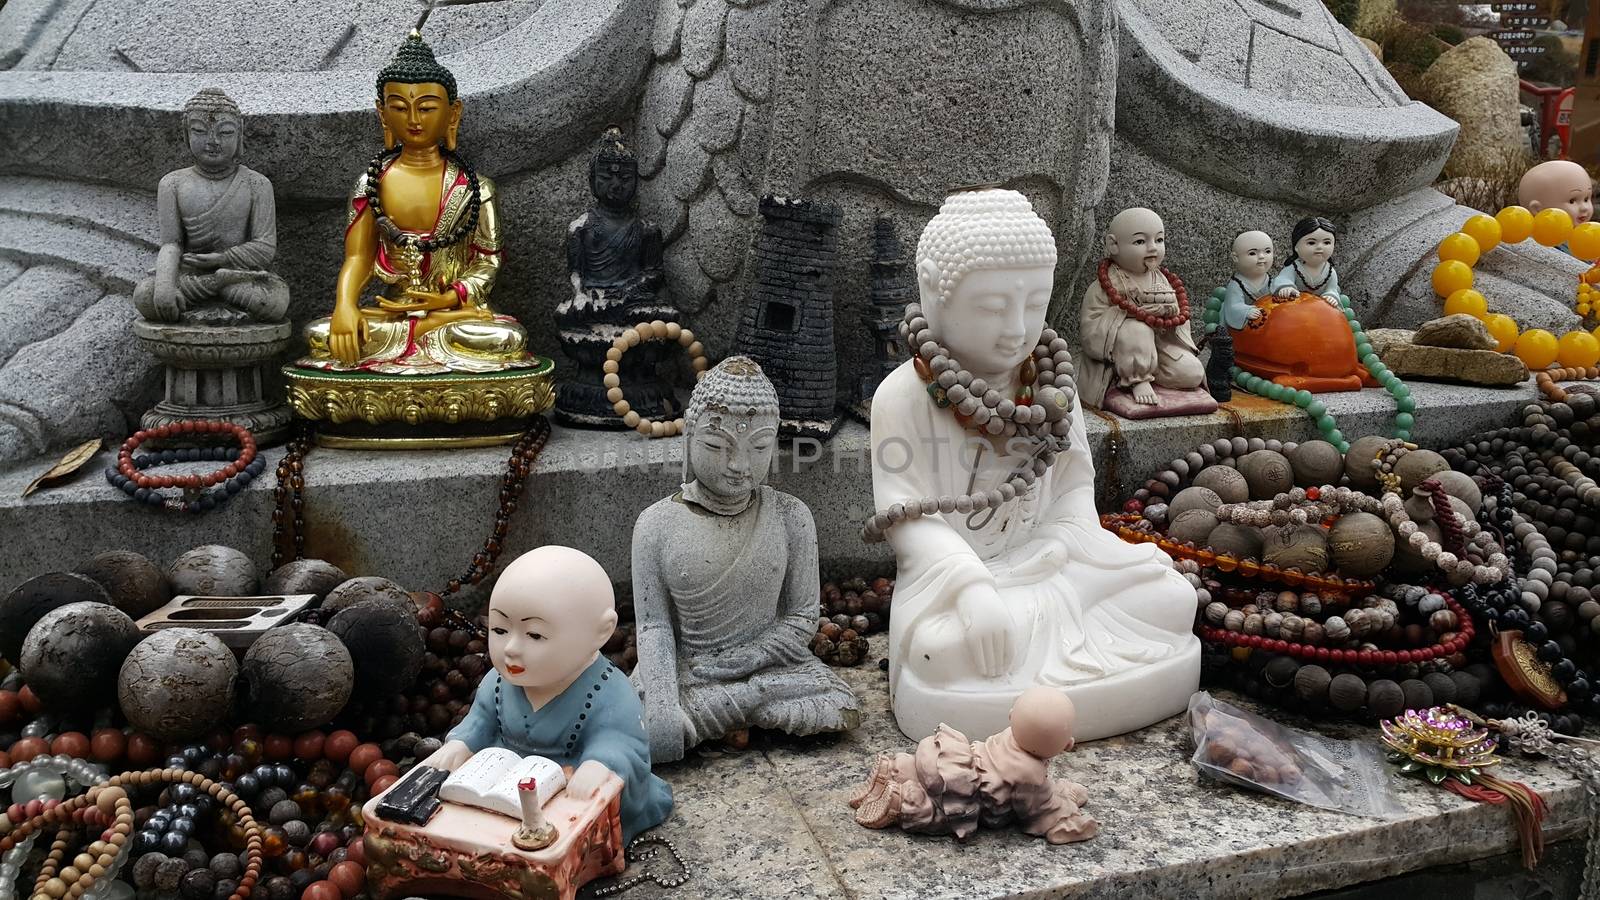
[732,197,843,439]
[851,218,915,421]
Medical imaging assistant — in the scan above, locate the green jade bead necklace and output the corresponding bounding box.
[1203,290,1416,453]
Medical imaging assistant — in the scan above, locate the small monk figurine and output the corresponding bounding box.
[631,357,860,763]
[299,29,532,374]
[1218,230,1276,331]
[1078,207,1215,418]
[132,89,289,325]
[849,687,1098,845]
[1270,216,1344,305]
[1227,218,1374,393]
[1519,159,1595,227]
[556,129,679,426]
[433,546,673,843]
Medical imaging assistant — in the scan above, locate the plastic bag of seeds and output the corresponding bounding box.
[1187,692,1405,818]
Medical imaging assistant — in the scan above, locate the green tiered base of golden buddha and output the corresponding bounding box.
[283,359,555,449]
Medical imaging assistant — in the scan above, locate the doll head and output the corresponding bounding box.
[1519,160,1594,226]
[1009,686,1077,759]
[486,546,618,692]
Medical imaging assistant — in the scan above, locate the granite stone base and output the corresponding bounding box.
[0,380,1547,601]
[581,636,1587,900]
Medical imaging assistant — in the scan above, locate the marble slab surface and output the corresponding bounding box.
[596,638,1587,900]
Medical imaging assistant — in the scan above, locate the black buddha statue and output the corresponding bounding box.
[556,129,679,427]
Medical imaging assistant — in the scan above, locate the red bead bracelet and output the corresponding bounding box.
[117,421,256,490]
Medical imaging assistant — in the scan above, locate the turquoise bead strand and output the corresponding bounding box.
[1202,289,1415,454]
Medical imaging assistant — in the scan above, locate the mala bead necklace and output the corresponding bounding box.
[0,771,263,900]
[861,303,1078,543]
[1430,207,1600,370]
[445,419,551,594]
[270,426,314,568]
[1095,258,1190,329]
[0,757,110,900]
[271,418,552,596]
[363,146,480,253]
[604,320,708,437]
[106,422,262,514]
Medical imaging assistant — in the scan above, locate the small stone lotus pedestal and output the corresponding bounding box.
[134,319,293,444]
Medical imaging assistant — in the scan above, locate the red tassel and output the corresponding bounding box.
[1444,775,1548,868]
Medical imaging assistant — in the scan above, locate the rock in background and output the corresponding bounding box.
[1417,37,1530,179]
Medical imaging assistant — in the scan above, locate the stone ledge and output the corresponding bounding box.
[0,380,1543,598]
[597,637,1584,900]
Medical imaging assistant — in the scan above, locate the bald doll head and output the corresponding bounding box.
[1520,160,1594,225]
[1009,686,1077,758]
[1104,207,1166,275]
[487,546,619,690]
[1230,231,1276,279]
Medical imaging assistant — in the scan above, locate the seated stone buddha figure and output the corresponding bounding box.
[630,357,860,763]
[299,30,532,374]
[869,189,1199,743]
[132,88,289,325]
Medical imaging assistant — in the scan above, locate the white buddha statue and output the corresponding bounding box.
[866,188,1200,742]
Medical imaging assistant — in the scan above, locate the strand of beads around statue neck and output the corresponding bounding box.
[1430,207,1600,370]
[1096,259,1190,330]
[364,146,480,254]
[860,305,1079,543]
[1202,291,1415,453]
[270,418,551,596]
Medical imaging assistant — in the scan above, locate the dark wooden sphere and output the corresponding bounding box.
[1294,664,1332,702]
[240,624,355,732]
[1169,486,1223,520]
[1192,466,1249,504]
[118,629,237,740]
[76,550,171,619]
[1366,679,1405,719]
[1287,440,1344,488]
[1328,512,1395,577]
[1430,470,1482,515]
[1422,672,1457,705]
[1239,450,1294,500]
[1329,673,1368,711]
[1264,655,1300,689]
[1395,449,1450,493]
[1450,671,1481,707]
[264,560,350,603]
[327,601,424,699]
[1169,509,1219,546]
[169,545,259,597]
[1208,524,1264,560]
[1343,436,1392,491]
[322,577,411,617]
[20,601,141,712]
[1263,525,1330,573]
[1400,678,1434,711]
[0,572,112,664]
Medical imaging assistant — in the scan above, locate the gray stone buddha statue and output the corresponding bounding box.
[132,89,289,325]
[630,357,859,763]
[129,88,292,441]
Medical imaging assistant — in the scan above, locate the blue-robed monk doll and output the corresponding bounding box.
[431,546,672,843]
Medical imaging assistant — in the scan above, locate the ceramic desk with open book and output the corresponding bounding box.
[362,748,627,900]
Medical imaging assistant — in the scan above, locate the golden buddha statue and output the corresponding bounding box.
[284,28,553,448]
[297,29,532,375]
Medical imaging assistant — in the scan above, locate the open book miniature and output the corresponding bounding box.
[438,747,567,819]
